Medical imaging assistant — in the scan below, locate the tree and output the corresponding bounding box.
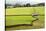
[37,3,45,6]
[26,3,31,7]
[5,4,7,8]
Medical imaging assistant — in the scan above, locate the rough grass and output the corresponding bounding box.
[6,16,44,30]
[6,7,45,30]
[6,7,44,15]
[6,16,33,26]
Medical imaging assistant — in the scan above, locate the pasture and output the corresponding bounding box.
[6,7,45,30]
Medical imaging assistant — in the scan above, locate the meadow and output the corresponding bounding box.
[6,7,44,15]
[6,7,45,30]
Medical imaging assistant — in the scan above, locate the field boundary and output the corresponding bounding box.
[5,14,44,16]
[6,24,33,28]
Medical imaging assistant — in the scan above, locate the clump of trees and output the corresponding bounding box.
[5,3,45,8]
[31,3,45,7]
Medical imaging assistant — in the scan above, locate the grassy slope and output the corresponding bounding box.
[6,7,45,30]
[6,16,33,26]
[6,16,44,30]
[6,7,44,15]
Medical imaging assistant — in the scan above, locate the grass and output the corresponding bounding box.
[6,6,45,30]
[6,16,33,26]
[6,7,44,15]
[6,16,44,30]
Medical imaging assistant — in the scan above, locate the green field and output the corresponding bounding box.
[6,7,45,30]
[6,7,44,15]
